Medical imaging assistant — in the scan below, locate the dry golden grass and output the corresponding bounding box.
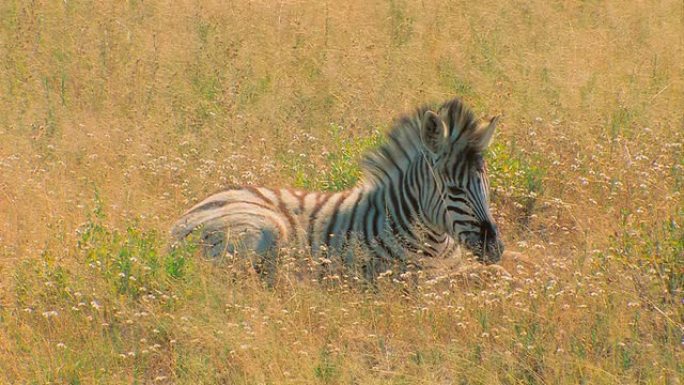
[1,0,682,383]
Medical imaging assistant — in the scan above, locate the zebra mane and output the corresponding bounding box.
[360,98,481,185]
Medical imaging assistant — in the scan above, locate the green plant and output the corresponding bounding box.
[486,141,545,222]
[610,209,684,297]
[289,124,383,191]
[77,195,196,299]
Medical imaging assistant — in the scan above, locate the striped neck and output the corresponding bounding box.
[356,158,451,259]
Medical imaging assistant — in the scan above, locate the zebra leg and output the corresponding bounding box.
[200,227,235,260]
[187,215,281,284]
[232,227,280,285]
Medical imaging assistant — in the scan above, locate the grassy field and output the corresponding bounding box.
[1,0,683,383]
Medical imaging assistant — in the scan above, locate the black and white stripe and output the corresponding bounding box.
[171,98,504,276]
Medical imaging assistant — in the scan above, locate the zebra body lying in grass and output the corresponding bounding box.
[172,98,504,278]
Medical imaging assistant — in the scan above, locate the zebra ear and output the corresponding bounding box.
[473,116,499,151]
[420,110,449,155]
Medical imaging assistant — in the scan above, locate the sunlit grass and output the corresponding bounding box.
[1,0,682,383]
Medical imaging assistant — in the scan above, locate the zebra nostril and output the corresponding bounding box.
[481,221,497,241]
[480,221,503,260]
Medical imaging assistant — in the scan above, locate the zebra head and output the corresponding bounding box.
[419,100,504,264]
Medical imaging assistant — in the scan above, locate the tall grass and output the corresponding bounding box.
[1,0,682,383]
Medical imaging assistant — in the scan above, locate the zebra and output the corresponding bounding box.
[171,97,504,279]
